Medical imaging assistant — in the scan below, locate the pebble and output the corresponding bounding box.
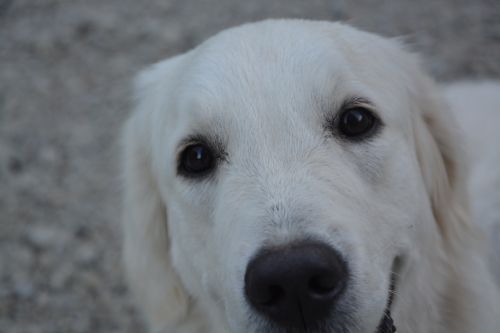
[13,281,34,299]
[76,243,98,265]
[50,264,74,290]
[25,225,67,251]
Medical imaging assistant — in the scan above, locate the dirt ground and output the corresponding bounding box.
[0,0,499,332]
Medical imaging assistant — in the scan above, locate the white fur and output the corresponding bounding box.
[121,20,500,333]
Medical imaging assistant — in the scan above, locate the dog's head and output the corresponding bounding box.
[122,20,471,333]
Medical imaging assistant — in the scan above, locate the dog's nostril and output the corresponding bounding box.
[309,273,337,295]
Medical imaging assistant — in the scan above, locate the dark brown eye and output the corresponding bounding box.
[338,107,378,139]
[178,143,215,177]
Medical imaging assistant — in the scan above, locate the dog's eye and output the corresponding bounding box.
[338,107,378,139]
[178,143,215,177]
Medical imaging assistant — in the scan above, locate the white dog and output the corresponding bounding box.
[121,20,500,333]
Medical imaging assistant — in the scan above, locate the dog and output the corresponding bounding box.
[121,20,500,333]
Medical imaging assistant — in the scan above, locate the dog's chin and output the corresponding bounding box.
[248,308,393,333]
[248,314,354,333]
[247,306,394,333]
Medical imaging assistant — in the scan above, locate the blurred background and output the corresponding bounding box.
[0,0,499,332]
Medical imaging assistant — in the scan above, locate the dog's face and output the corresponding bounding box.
[124,20,463,333]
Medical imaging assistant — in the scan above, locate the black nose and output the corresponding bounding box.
[244,241,348,330]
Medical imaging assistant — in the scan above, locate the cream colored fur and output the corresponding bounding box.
[121,20,500,333]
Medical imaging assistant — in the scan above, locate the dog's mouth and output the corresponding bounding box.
[375,259,400,333]
[376,309,396,333]
[375,273,397,333]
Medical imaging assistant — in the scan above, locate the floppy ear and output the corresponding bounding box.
[410,69,476,254]
[121,60,190,332]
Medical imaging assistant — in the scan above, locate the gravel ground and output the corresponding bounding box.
[0,1,499,332]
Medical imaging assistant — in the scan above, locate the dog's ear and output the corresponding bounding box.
[410,68,475,253]
[121,59,190,332]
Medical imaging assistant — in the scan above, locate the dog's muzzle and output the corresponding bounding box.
[244,241,398,332]
[244,241,348,330]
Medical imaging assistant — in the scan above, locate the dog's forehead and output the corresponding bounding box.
[178,22,354,128]
[172,20,414,147]
[191,20,350,89]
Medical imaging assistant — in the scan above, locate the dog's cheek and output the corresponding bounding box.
[212,212,266,328]
[167,210,215,297]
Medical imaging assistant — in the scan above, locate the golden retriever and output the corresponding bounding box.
[121,20,500,333]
